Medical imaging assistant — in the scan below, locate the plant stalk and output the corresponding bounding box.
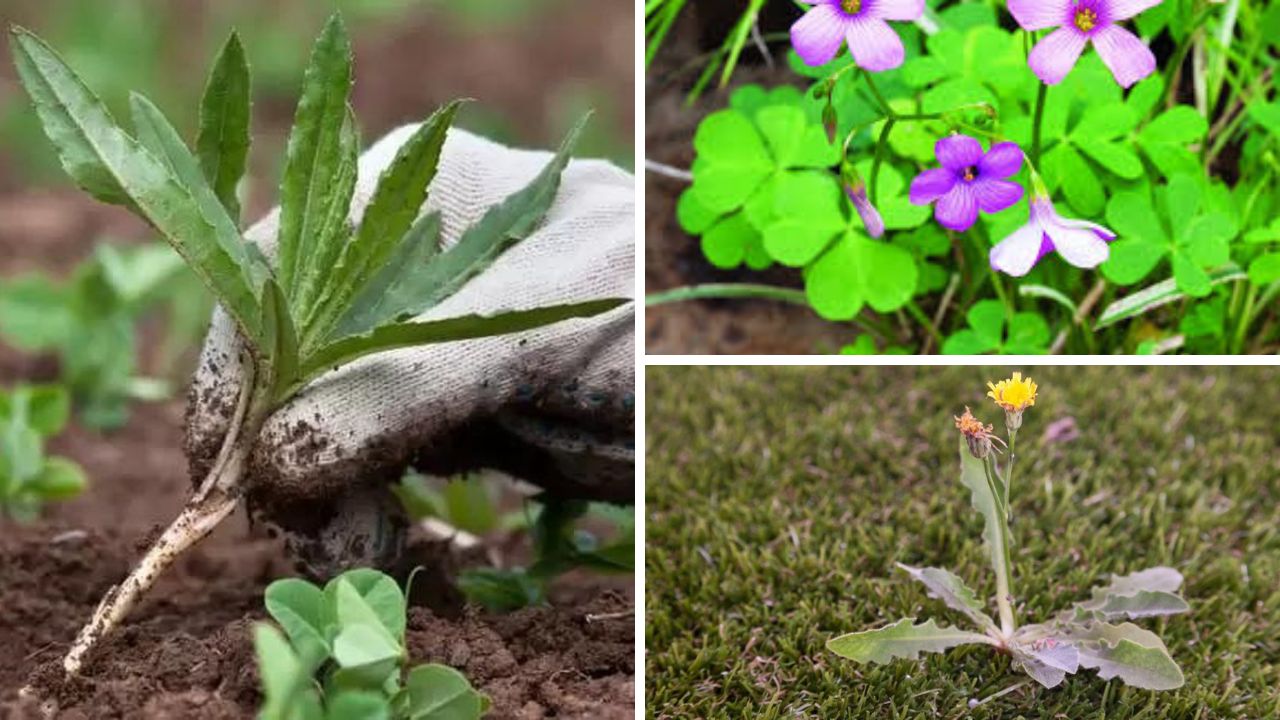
[984,455,1016,638]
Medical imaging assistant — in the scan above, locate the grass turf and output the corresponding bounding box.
[645,366,1280,719]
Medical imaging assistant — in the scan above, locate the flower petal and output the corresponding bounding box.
[909,167,957,205]
[1045,216,1112,269]
[935,185,979,232]
[977,141,1024,179]
[1107,0,1164,22]
[1092,25,1157,88]
[990,221,1048,277]
[791,4,849,67]
[972,178,1025,213]
[934,134,984,171]
[1008,0,1071,30]
[870,0,925,21]
[1028,26,1089,85]
[845,17,905,72]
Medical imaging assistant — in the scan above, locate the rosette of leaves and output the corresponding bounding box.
[0,384,86,521]
[257,568,489,719]
[11,14,627,674]
[827,440,1188,691]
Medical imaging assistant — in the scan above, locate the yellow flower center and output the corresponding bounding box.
[987,372,1038,413]
[841,0,862,15]
[1074,8,1098,32]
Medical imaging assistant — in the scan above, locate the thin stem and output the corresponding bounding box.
[1031,82,1047,167]
[905,300,944,349]
[870,117,895,204]
[983,455,1017,637]
[863,72,893,116]
[1232,284,1259,354]
[645,283,808,307]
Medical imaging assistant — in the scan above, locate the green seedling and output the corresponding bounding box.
[827,373,1188,693]
[11,14,627,674]
[256,568,489,719]
[458,497,634,612]
[0,242,203,429]
[0,384,87,521]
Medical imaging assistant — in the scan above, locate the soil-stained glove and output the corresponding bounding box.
[184,126,634,575]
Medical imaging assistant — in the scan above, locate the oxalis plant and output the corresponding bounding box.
[827,373,1190,694]
[10,15,627,675]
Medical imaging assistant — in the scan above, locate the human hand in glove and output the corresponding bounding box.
[184,125,635,576]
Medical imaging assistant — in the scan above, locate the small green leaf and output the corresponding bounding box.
[700,213,761,269]
[328,569,407,645]
[762,172,844,266]
[276,13,355,306]
[1248,253,1280,285]
[404,664,488,720]
[827,618,991,664]
[298,299,628,390]
[254,623,308,719]
[31,457,86,500]
[26,385,70,436]
[196,31,252,222]
[457,567,545,612]
[326,690,390,720]
[0,275,71,351]
[805,235,865,321]
[689,110,771,214]
[265,578,330,667]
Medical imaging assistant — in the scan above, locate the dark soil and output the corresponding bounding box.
[0,2,635,716]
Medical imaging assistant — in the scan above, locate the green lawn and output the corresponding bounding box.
[646,367,1280,719]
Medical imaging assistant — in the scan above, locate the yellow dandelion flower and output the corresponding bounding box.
[987,372,1037,413]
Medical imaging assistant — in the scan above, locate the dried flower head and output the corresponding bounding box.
[954,406,999,459]
[987,372,1038,430]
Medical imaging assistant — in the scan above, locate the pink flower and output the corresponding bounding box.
[989,193,1115,276]
[790,0,925,71]
[909,135,1025,233]
[1010,0,1162,88]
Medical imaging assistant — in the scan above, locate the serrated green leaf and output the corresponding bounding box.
[328,107,572,344]
[1077,590,1190,620]
[896,564,996,633]
[957,437,1009,593]
[404,664,488,719]
[1061,622,1184,690]
[276,13,354,306]
[196,31,251,222]
[334,212,442,335]
[10,27,262,343]
[827,618,991,664]
[298,298,627,389]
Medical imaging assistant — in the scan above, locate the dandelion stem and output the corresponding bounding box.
[983,455,1017,637]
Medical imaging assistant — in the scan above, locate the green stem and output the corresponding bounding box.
[646,283,807,307]
[905,300,944,348]
[863,72,893,116]
[1232,284,1258,354]
[983,455,1017,637]
[1031,82,1047,167]
[870,117,895,204]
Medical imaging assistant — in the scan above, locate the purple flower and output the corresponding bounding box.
[989,194,1116,276]
[790,0,925,71]
[909,135,1025,232]
[845,181,885,238]
[1010,0,1161,88]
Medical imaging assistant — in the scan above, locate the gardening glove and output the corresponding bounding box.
[184,125,635,576]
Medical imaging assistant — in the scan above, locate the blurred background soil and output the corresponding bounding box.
[0,1,634,717]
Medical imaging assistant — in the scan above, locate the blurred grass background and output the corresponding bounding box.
[0,0,633,194]
[647,366,1280,718]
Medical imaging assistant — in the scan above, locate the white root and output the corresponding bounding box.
[61,490,241,675]
[62,366,261,676]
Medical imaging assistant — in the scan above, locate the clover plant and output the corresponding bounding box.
[652,0,1280,354]
[11,14,627,674]
[0,384,87,521]
[256,568,489,719]
[827,373,1189,693]
[0,243,201,429]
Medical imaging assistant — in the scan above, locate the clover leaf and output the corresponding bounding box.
[1243,217,1280,285]
[941,300,1050,355]
[1102,174,1238,297]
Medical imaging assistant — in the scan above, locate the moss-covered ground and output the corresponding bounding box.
[646,366,1279,719]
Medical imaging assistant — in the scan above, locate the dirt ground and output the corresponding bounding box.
[0,2,635,717]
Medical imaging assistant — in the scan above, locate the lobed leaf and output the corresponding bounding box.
[295,298,629,395]
[826,617,991,664]
[1009,638,1080,689]
[276,13,354,308]
[11,27,262,343]
[956,438,1009,595]
[196,31,252,223]
[896,564,997,634]
[1061,622,1185,690]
